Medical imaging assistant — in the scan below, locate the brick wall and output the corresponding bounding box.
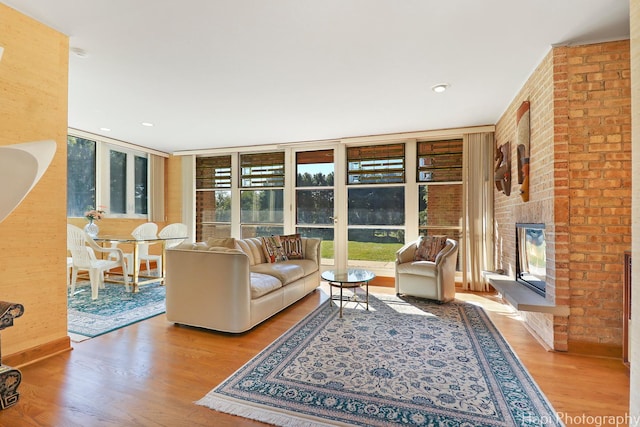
[564,40,631,355]
[629,0,640,416]
[495,49,559,349]
[425,184,463,228]
[494,40,631,355]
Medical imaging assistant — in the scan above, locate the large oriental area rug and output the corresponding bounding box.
[68,280,165,339]
[198,293,562,427]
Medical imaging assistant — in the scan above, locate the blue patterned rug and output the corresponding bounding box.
[68,280,166,338]
[197,293,563,426]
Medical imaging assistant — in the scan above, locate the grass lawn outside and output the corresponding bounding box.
[320,240,403,262]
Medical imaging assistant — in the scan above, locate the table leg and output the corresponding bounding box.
[365,281,369,311]
[339,284,343,318]
[330,283,334,310]
[161,240,167,283]
[132,242,140,292]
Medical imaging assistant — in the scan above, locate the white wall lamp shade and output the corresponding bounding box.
[0,140,57,223]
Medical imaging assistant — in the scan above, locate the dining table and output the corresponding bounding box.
[95,234,187,292]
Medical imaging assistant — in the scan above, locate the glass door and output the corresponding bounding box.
[294,149,336,267]
[345,144,406,273]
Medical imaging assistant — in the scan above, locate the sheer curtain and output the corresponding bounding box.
[149,154,165,222]
[461,132,494,291]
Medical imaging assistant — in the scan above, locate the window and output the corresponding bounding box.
[66,133,149,218]
[110,150,127,213]
[417,139,462,182]
[106,146,148,216]
[296,150,334,225]
[347,144,405,184]
[296,150,335,261]
[134,156,148,214]
[67,136,96,217]
[195,156,232,240]
[347,144,405,264]
[240,152,285,238]
[417,140,463,264]
[241,152,284,187]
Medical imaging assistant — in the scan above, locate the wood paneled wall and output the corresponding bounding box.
[0,4,71,362]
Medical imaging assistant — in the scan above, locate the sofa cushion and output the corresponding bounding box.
[236,238,265,265]
[207,247,243,254]
[415,236,447,262]
[250,272,283,299]
[284,259,319,276]
[190,242,209,251]
[251,262,304,285]
[206,237,236,249]
[279,233,304,259]
[397,260,437,278]
[261,235,288,263]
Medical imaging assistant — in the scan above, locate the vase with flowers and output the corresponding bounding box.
[84,206,106,238]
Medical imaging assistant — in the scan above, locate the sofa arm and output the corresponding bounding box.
[435,239,459,301]
[396,241,417,265]
[434,239,458,266]
[303,238,322,266]
[165,248,253,333]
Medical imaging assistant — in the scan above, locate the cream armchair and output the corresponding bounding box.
[395,238,458,303]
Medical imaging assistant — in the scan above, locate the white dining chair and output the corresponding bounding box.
[120,222,159,275]
[141,223,188,277]
[67,224,129,300]
[158,223,188,249]
[66,257,73,287]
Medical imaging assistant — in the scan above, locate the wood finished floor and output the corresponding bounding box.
[0,285,631,427]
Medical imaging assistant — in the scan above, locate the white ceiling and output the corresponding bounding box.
[2,1,630,154]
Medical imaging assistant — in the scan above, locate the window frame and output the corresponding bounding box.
[100,143,149,218]
[67,131,150,219]
[416,139,463,270]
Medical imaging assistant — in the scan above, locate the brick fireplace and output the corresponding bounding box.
[493,40,631,356]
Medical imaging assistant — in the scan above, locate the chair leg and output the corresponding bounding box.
[155,259,162,277]
[126,255,134,275]
[70,269,78,295]
[89,269,100,300]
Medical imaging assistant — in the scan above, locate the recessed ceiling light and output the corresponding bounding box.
[141,122,154,127]
[431,83,450,93]
[99,127,111,132]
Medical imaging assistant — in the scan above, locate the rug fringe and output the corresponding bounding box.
[196,394,341,427]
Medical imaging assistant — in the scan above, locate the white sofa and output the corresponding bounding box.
[165,237,321,333]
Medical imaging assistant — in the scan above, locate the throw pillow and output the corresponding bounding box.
[206,237,236,249]
[261,235,288,263]
[415,235,448,262]
[279,233,304,259]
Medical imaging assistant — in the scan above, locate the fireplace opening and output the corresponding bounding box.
[515,223,546,297]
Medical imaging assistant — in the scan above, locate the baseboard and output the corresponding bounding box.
[567,340,622,359]
[3,336,72,368]
[370,276,394,288]
[370,276,463,289]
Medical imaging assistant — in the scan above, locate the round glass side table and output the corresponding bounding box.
[321,268,375,317]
